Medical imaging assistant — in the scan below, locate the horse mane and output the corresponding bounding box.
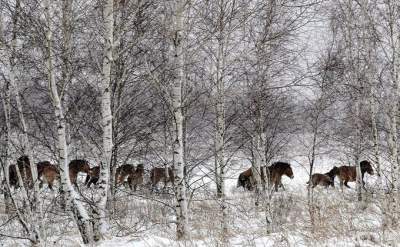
[270,161,291,169]
[71,159,88,164]
[268,162,292,175]
[325,166,338,180]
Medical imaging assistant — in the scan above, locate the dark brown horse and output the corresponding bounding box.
[85,166,99,188]
[307,166,339,189]
[8,162,32,188]
[127,164,144,191]
[337,160,374,189]
[69,159,91,187]
[237,161,294,192]
[150,166,174,190]
[115,164,136,185]
[237,168,253,190]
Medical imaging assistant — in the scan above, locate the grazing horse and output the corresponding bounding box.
[307,166,339,189]
[85,166,99,188]
[115,164,136,186]
[150,166,174,191]
[69,159,91,187]
[337,160,374,189]
[237,168,253,190]
[237,161,294,192]
[127,164,144,191]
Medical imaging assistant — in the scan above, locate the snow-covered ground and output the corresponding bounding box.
[0,155,394,247]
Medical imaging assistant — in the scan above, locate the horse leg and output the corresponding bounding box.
[362,173,366,188]
[344,181,351,188]
[340,180,344,191]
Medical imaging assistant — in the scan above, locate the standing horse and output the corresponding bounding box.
[127,164,144,191]
[337,160,374,189]
[8,163,32,189]
[268,162,294,191]
[85,166,99,188]
[115,164,136,186]
[11,156,60,189]
[69,159,91,187]
[237,161,294,192]
[35,161,60,190]
[150,166,174,191]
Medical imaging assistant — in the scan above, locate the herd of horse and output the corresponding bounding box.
[6,155,375,194]
[6,156,173,192]
[237,160,375,191]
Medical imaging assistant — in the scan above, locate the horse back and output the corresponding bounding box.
[338,166,356,182]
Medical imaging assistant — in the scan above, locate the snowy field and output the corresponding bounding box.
[1,154,393,247]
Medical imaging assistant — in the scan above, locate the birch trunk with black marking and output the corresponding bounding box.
[45,0,94,243]
[1,75,12,214]
[171,0,188,240]
[94,0,114,240]
[213,0,228,237]
[355,100,363,202]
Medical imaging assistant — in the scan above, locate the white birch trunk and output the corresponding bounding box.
[0,58,12,213]
[95,0,114,239]
[44,0,94,243]
[355,100,363,202]
[213,0,228,237]
[386,0,400,192]
[171,0,188,240]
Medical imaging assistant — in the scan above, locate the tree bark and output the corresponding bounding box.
[171,0,188,240]
[94,0,114,240]
[45,0,94,243]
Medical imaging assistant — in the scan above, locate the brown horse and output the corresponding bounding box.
[35,160,60,190]
[308,174,333,188]
[85,166,100,188]
[115,164,136,185]
[69,159,91,187]
[237,168,253,190]
[307,166,339,189]
[127,164,144,191]
[8,162,32,188]
[150,166,174,191]
[237,161,294,192]
[337,160,374,189]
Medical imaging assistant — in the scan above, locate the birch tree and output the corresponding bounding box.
[94,0,114,240]
[171,0,189,240]
[44,0,94,243]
